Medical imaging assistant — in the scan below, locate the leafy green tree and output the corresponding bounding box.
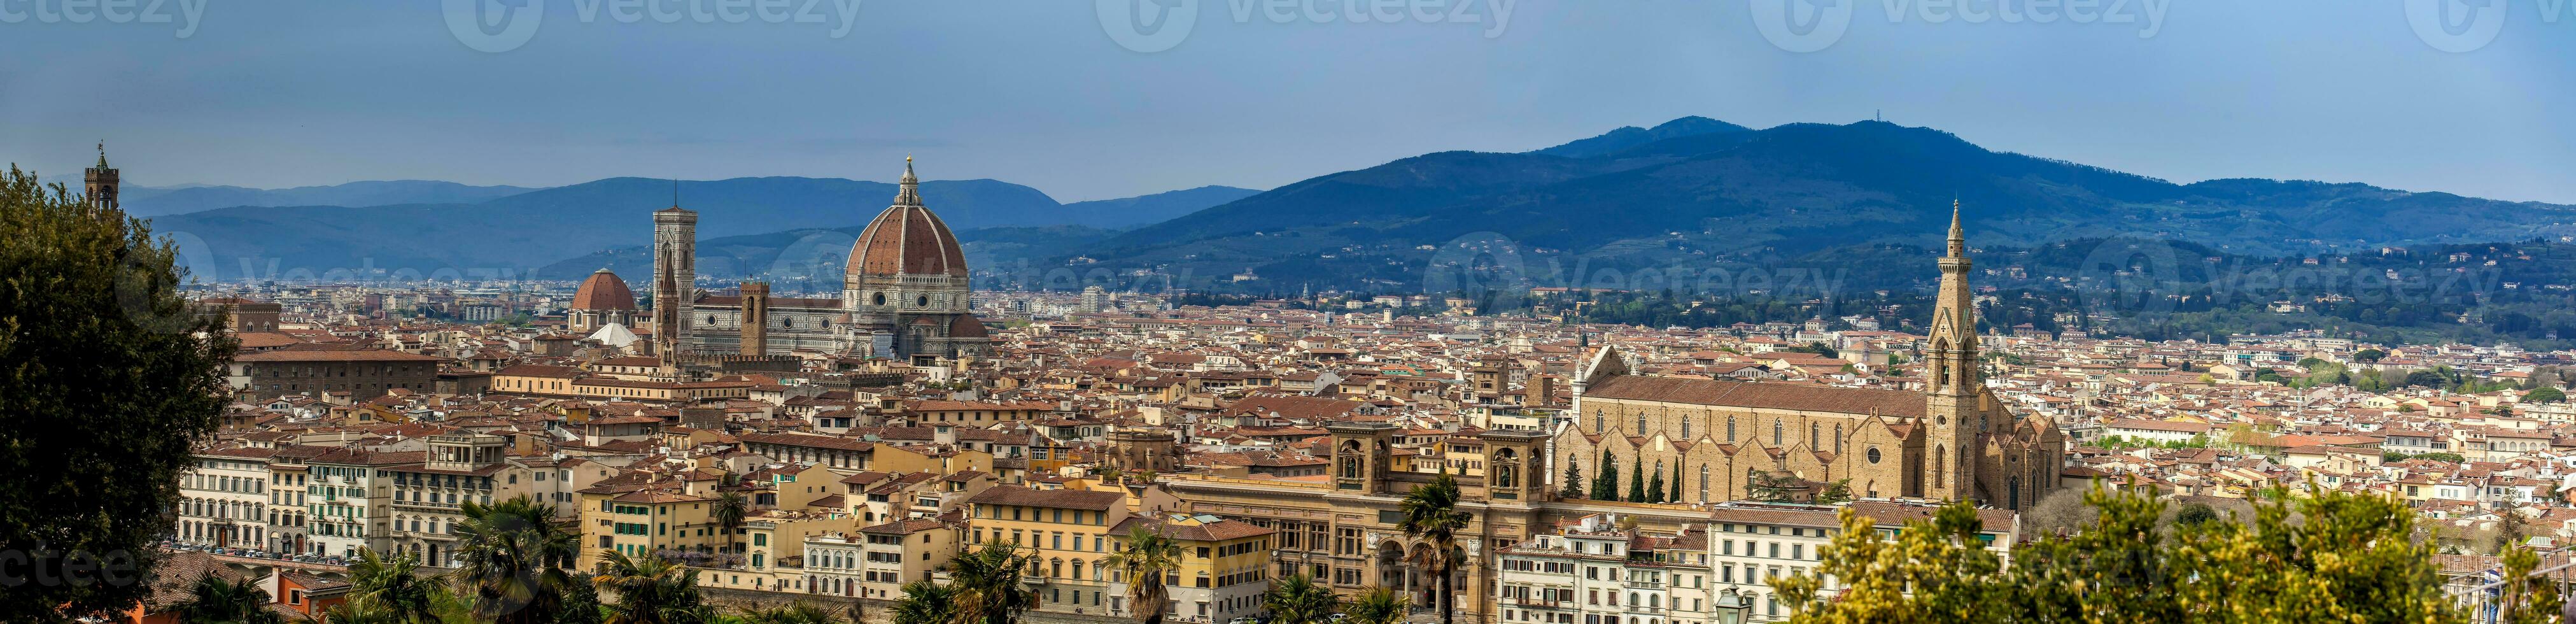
[1260,574,1337,624]
[591,551,712,624]
[1107,526,1181,624]
[2496,545,2564,624]
[2492,510,2530,555]
[1777,483,2479,623]
[1,166,238,623]
[172,575,286,624]
[947,540,1039,624]
[2526,386,2566,403]
[454,496,581,624]
[1340,586,1409,624]
[1398,474,1472,624]
[888,581,956,624]
[349,550,440,624]
[712,492,749,557]
[2173,502,2218,527]
[2354,348,2387,363]
[1813,479,1854,505]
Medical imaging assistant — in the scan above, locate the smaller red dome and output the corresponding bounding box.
[948,314,990,338]
[570,269,638,311]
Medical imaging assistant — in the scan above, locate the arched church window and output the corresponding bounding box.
[1635,413,1646,433]
[1594,410,1604,434]
[1696,465,1709,502]
[1809,423,1820,448]
[1727,416,1736,441]
[1771,420,1782,447]
[1835,425,1845,454]
[1934,445,1947,486]
[1680,416,1692,439]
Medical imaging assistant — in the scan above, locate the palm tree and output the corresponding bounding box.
[735,600,842,624]
[324,600,405,624]
[1398,474,1472,624]
[1105,526,1181,624]
[453,495,580,624]
[593,551,713,624]
[946,540,1040,624]
[1259,574,1335,624]
[712,492,749,558]
[889,580,957,624]
[171,574,286,624]
[348,549,440,624]
[1340,586,1410,624]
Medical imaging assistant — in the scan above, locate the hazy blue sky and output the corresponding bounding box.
[3,1,2570,203]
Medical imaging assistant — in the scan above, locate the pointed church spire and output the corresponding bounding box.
[894,155,921,206]
[1946,198,1964,258]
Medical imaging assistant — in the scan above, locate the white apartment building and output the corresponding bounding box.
[306,447,413,558]
[179,447,278,550]
[1496,513,1715,624]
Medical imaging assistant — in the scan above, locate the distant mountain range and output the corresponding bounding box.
[121,181,542,217]
[1076,118,2576,292]
[132,117,2576,292]
[147,176,1251,283]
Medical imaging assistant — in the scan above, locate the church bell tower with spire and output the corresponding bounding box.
[1923,201,1984,501]
[85,143,118,211]
[652,187,698,367]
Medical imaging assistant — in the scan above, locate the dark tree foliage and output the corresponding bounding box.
[1,166,237,623]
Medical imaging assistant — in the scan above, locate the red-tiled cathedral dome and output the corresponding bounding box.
[570,269,638,311]
[847,158,968,278]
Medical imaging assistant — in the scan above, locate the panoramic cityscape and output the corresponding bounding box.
[6,3,2576,624]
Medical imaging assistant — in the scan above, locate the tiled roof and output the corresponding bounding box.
[1584,375,1925,418]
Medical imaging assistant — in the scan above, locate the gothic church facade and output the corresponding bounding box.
[1551,206,2066,510]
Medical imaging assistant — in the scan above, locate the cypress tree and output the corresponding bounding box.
[1595,451,1619,501]
[1628,458,1648,502]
